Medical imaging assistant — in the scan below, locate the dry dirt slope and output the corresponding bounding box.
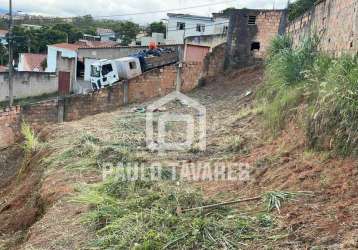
[0,66,357,249]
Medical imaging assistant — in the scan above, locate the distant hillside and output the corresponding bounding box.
[0,8,7,14]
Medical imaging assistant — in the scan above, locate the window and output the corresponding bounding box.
[251,42,261,51]
[90,65,100,77]
[248,15,257,25]
[129,61,137,70]
[223,26,229,34]
[196,24,205,32]
[177,22,185,30]
[101,63,113,76]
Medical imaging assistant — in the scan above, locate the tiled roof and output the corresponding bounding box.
[21,53,47,72]
[76,40,119,49]
[49,43,82,51]
[0,29,8,37]
[49,41,121,51]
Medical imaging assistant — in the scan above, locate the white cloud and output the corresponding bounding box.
[0,0,289,24]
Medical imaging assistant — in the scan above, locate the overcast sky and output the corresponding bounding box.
[0,0,289,24]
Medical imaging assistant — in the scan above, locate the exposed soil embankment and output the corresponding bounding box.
[0,147,49,249]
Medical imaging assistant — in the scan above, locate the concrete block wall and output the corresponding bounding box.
[0,72,58,102]
[286,0,358,56]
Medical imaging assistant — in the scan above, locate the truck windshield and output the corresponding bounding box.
[91,65,100,77]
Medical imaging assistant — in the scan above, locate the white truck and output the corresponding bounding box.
[90,49,178,90]
[90,57,142,90]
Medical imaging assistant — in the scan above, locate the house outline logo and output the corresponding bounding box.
[146,91,206,153]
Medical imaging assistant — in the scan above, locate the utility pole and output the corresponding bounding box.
[8,0,14,106]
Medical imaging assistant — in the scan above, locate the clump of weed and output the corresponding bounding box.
[307,56,358,156]
[76,169,290,249]
[259,33,358,157]
[226,136,248,153]
[21,122,40,153]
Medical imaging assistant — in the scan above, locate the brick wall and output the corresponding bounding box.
[202,43,226,78]
[225,9,287,69]
[0,62,204,148]
[181,62,204,92]
[21,99,61,127]
[286,0,358,56]
[64,85,124,121]
[128,66,177,103]
[0,106,21,149]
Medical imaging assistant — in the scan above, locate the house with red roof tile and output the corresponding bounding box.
[18,53,47,72]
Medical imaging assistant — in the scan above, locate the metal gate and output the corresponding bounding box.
[58,71,71,96]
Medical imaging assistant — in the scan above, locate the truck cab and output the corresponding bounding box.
[90,58,142,90]
[90,59,119,90]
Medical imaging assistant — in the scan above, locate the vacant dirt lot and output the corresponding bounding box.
[0,66,357,249]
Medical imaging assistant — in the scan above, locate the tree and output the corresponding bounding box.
[113,21,140,46]
[221,7,236,15]
[10,26,67,58]
[52,23,83,43]
[288,0,316,21]
[11,26,28,57]
[146,21,166,36]
[37,27,67,51]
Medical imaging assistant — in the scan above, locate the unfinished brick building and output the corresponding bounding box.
[225,9,287,69]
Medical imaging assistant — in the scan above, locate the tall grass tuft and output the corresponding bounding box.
[260,33,358,156]
[21,122,40,153]
[307,56,358,156]
[258,35,319,134]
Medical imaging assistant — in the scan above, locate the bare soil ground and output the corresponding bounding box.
[0,65,357,249]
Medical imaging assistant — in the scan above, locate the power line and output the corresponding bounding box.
[6,0,236,22]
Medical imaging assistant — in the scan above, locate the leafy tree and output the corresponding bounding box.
[11,26,28,56]
[37,27,67,51]
[10,26,67,57]
[288,0,316,21]
[52,23,83,43]
[146,21,166,36]
[221,7,236,15]
[113,21,140,46]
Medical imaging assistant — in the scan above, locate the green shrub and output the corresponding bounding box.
[288,0,316,21]
[259,35,319,134]
[267,35,292,62]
